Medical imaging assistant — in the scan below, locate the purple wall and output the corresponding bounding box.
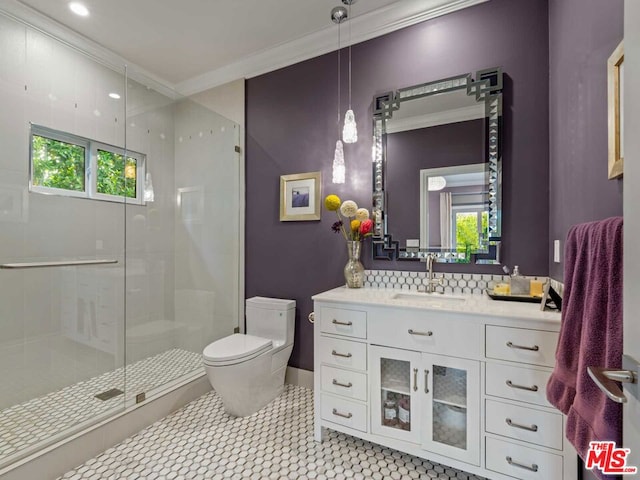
[548,0,624,281]
[386,120,485,242]
[246,0,550,371]
[548,2,623,478]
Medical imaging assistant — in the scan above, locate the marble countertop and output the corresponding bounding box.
[312,286,562,324]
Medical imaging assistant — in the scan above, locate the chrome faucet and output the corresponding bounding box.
[424,253,444,293]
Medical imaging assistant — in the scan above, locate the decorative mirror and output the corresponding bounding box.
[371,68,503,263]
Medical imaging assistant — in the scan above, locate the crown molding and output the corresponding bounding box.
[1,0,488,98]
[0,0,179,98]
[175,0,489,96]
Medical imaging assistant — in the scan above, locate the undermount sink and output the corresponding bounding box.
[391,292,466,306]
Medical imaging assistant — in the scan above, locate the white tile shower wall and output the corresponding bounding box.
[173,100,240,351]
[365,270,513,295]
[0,12,177,408]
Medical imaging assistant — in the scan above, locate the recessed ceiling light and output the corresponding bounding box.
[108,92,121,99]
[69,2,89,17]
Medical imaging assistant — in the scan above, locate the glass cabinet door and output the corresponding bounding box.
[422,353,480,466]
[370,345,422,444]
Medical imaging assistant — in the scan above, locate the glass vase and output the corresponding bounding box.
[344,240,365,288]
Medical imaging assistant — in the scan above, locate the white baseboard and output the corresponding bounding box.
[285,366,314,390]
[0,375,211,480]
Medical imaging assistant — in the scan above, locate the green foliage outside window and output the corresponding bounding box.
[97,150,137,199]
[31,134,138,199]
[455,211,489,255]
[32,135,85,192]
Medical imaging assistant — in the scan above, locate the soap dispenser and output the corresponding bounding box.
[509,265,531,295]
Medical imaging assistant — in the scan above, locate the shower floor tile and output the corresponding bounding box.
[59,385,485,480]
[0,348,202,463]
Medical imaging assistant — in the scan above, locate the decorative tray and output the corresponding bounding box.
[485,290,542,303]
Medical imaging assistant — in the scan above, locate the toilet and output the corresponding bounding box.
[202,296,295,417]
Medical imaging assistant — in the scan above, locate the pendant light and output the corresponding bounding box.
[342,0,357,144]
[331,5,347,184]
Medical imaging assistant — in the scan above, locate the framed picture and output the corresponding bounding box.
[279,171,321,221]
[608,40,624,179]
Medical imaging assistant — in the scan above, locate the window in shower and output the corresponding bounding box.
[30,124,146,204]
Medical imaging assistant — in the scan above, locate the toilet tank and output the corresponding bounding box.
[245,297,296,346]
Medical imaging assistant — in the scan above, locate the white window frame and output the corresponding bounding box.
[29,124,147,205]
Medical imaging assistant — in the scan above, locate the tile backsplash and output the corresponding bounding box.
[364,270,560,296]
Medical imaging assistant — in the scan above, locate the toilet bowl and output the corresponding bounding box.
[202,297,295,417]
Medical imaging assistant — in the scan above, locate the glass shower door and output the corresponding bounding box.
[0,12,127,467]
[123,72,241,402]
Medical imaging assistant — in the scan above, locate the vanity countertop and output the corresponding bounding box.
[313,286,562,325]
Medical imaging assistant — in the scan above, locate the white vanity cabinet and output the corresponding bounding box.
[313,288,577,480]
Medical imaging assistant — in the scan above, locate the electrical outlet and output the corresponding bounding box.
[553,240,561,263]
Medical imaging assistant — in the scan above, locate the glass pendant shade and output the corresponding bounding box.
[332,140,345,184]
[428,176,447,191]
[342,109,358,143]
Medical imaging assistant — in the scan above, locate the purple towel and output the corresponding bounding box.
[546,217,623,480]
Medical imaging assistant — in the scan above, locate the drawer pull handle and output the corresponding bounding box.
[424,369,430,394]
[332,408,353,419]
[507,341,539,352]
[506,456,539,472]
[413,368,418,392]
[332,379,353,388]
[332,350,352,358]
[408,329,433,337]
[506,380,538,392]
[506,418,539,432]
[332,319,353,326]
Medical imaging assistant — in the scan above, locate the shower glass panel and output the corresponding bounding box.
[0,13,127,467]
[0,8,241,470]
[123,72,241,400]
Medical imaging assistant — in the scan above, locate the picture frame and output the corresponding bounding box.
[608,40,624,180]
[279,171,321,221]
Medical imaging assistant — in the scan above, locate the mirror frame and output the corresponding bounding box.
[371,67,503,262]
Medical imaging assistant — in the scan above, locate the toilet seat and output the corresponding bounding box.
[203,334,272,366]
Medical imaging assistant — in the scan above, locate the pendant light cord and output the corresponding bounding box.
[348,2,352,109]
[337,21,341,133]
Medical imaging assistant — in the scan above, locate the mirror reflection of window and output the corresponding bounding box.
[420,163,489,257]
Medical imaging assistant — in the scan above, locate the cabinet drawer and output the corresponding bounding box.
[486,399,563,450]
[321,394,367,432]
[368,310,481,360]
[319,337,367,371]
[486,326,558,367]
[320,307,367,339]
[486,437,563,480]
[486,363,552,407]
[321,366,367,401]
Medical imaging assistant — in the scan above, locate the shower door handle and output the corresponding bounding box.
[0,259,118,269]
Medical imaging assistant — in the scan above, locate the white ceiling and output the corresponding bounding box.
[7,0,488,94]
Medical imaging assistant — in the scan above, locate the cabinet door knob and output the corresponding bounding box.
[332,379,353,388]
[332,319,353,326]
[408,329,433,337]
[506,418,538,432]
[332,408,353,419]
[332,350,352,358]
[506,341,539,351]
[413,368,418,392]
[506,380,538,392]
[506,456,539,472]
[424,369,430,394]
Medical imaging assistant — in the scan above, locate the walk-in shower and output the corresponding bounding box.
[0,10,241,469]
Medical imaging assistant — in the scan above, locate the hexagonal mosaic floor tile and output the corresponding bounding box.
[59,385,485,480]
